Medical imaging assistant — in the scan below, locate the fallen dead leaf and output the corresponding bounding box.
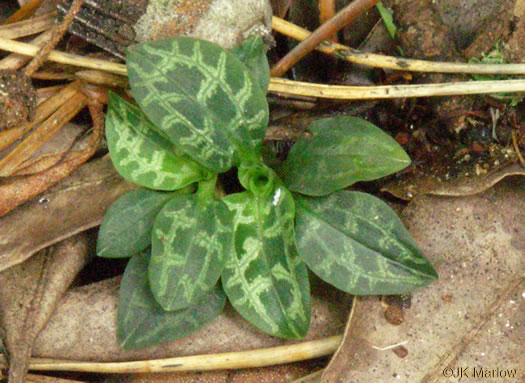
[0,155,137,272]
[316,176,524,382]
[0,95,104,218]
[31,277,346,362]
[0,234,90,383]
[382,162,525,200]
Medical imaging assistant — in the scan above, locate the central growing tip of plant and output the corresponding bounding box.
[97,35,438,349]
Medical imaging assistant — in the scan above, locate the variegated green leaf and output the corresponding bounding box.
[231,36,270,93]
[222,188,310,339]
[150,193,234,310]
[106,92,207,190]
[295,191,438,295]
[97,188,192,258]
[127,37,269,172]
[238,160,277,198]
[118,251,226,349]
[279,117,411,196]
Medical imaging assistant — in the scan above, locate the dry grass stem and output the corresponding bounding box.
[0,29,54,71]
[272,16,525,75]
[0,36,127,75]
[0,12,56,39]
[0,336,342,374]
[268,77,525,100]
[36,85,65,104]
[75,70,128,88]
[0,83,86,176]
[31,71,75,81]
[24,0,85,77]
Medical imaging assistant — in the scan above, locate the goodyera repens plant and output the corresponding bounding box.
[96,36,438,349]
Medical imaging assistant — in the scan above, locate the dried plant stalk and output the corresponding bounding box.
[268,77,525,100]
[0,81,81,153]
[272,16,525,75]
[0,13,55,39]
[0,336,342,374]
[0,88,87,176]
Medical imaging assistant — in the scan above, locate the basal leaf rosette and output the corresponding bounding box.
[127,37,269,172]
[295,191,438,295]
[222,185,310,339]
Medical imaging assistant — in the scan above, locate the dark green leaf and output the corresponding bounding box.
[149,193,234,310]
[295,191,438,295]
[231,36,270,93]
[127,37,269,172]
[105,92,207,190]
[222,187,310,339]
[118,251,226,349]
[279,117,411,196]
[97,188,190,258]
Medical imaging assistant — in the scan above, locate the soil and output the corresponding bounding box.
[0,70,36,130]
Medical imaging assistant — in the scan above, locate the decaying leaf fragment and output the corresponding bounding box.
[0,234,90,383]
[0,155,137,272]
[382,162,525,200]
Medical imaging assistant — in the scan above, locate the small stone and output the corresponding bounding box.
[134,0,273,49]
[392,345,409,359]
[384,306,404,325]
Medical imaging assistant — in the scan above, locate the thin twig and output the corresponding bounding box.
[271,0,380,77]
[24,0,85,77]
[318,0,338,43]
[1,35,525,101]
[511,131,525,166]
[268,77,525,100]
[272,16,525,75]
[0,336,342,374]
